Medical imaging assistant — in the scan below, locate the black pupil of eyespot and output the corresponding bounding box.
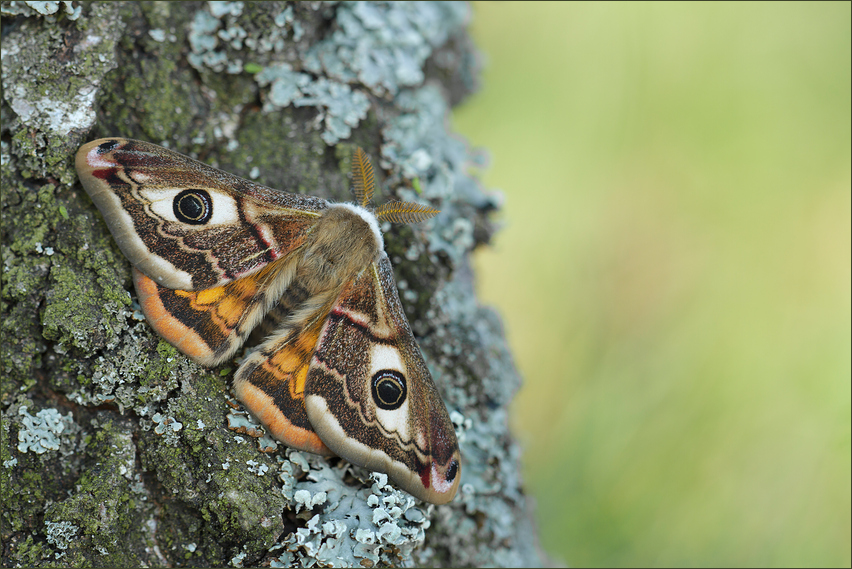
[371,370,406,411]
[181,195,203,218]
[97,140,119,153]
[378,379,402,403]
[174,190,211,224]
[445,460,458,482]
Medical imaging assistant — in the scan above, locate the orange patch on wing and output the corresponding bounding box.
[268,343,309,374]
[134,269,216,362]
[273,326,320,397]
[217,293,247,324]
[264,336,316,400]
[293,364,309,398]
[296,327,321,352]
[195,287,225,305]
[135,262,286,365]
[233,379,332,456]
[188,273,264,327]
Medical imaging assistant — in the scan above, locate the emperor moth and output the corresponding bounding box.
[75,138,460,504]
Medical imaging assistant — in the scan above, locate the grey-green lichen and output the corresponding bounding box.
[303,2,470,97]
[0,0,80,21]
[44,520,78,555]
[272,467,433,567]
[1,1,545,567]
[16,406,74,453]
[187,1,470,145]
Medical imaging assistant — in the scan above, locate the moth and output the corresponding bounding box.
[75,138,460,504]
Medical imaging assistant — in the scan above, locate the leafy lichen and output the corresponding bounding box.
[16,406,73,453]
[304,2,470,97]
[0,1,81,20]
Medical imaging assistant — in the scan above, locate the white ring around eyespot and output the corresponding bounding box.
[369,344,405,377]
[94,188,195,290]
[369,345,410,440]
[140,188,240,226]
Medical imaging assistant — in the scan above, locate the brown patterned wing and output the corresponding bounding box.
[303,253,461,504]
[76,138,327,291]
[231,308,336,457]
[133,253,300,366]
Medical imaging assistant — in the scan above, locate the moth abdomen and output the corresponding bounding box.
[252,280,318,339]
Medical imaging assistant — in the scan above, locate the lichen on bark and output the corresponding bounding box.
[1,2,546,567]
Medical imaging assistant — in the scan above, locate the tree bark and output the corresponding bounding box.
[1,2,546,566]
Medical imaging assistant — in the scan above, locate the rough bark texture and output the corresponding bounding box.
[1,2,545,567]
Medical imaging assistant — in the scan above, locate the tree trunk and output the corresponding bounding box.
[1,2,546,566]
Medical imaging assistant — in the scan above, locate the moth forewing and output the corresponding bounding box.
[303,255,461,504]
[76,138,325,291]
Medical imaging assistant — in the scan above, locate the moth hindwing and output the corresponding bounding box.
[76,138,461,504]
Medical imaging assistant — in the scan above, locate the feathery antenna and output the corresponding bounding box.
[375,201,440,224]
[351,147,440,224]
[350,147,375,207]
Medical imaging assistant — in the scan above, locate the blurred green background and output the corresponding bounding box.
[452,2,850,567]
